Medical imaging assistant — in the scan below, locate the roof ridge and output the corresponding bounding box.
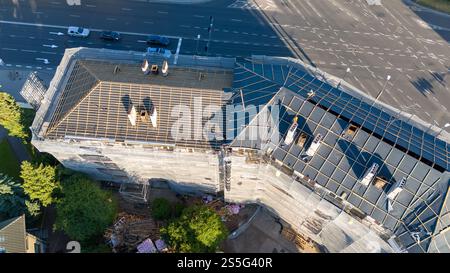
[230,86,284,147]
[45,81,102,137]
[0,214,24,231]
[45,60,101,136]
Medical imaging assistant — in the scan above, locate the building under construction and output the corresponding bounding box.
[29,48,450,253]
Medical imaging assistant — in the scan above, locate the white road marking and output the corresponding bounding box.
[0,19,181,39]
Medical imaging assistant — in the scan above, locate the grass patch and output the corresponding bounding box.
[417,0,450,13]
[0,139,21,179]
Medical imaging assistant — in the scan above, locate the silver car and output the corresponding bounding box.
[67,26,90,37]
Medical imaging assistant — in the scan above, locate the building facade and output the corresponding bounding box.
[30,48,450,253]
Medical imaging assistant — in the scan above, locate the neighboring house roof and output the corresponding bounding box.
[0,215,27,253]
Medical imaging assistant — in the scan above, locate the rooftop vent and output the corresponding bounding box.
[114,65,121,74]
[140,109,149,122]
[373,176,387,190]
[296,132,308,148]
[387,177,407,200]
[151,65,159,75]
[359,163,379,186]
[305,133,322,157]
[128,105,137,126]
[343,124,358,139]
[284,116,298,145]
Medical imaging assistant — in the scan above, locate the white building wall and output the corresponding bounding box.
[32,139,220,193]
[224,154,393,253]
[32,139,393,252]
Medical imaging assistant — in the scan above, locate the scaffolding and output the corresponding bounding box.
[119,180,150,203]
[20,71,47,110]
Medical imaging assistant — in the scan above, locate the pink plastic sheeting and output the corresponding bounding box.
[137,238,157,253]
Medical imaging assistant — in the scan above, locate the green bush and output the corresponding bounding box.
[55,174,117,243]
[161,205,228,253]
[172,202,185,218]
[152,198,172,220]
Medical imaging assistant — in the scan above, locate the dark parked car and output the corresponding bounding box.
[100,31,121,41]
[146,35,170,46]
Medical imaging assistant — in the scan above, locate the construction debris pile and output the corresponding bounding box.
[201,195,248,232]
[281,226,323,253]
[105,212,166,253]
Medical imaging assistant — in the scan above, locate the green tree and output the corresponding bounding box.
[0,173,26,220]
[152,198,172,220]
[25,200,41,217]
[161,205,228,253]
[0,92,28,139]
[55,174,117,243]
[20,161,59,207]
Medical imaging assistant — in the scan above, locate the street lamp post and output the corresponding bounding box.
[196,34,201,55]
[437,123,450,137]
[376,75,391,101]
[338,67,350,89]
[206,16,214,54]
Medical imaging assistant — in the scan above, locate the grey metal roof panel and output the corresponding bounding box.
[326,180,339,193]
[342,175,357,190]
[331,168,346,183]
[294,159,306,173]
[347,193,363,208]
[316,173,329,187]
[320,161,335,177]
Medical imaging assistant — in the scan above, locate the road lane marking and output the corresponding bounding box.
[0,19,181,39]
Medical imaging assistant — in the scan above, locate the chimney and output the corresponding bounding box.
[128,105,137,126]
[387,177,406,200]
[140,109,149,122]
[284,116,298,145]
[305,133,322,157]
[359,163,379,186]
[161,60,169,77]
[141,59,150,75]
[150,105,157,128]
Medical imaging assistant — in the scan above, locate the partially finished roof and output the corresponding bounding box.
[45,60,233,149]
[230,58,450,253]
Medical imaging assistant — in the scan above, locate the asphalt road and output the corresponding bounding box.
[0,0,449,132]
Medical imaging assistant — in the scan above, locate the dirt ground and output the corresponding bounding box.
[222,208,301,253]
